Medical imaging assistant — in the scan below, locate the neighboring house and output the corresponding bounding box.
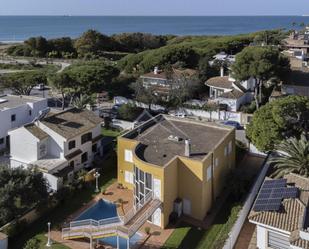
[205,74,255,111]
[284,31,309,57]
[249,174,309,249]
[9,108,103,191]
[281,69,309,97]
[209,51,236,66]
[140,67,197,99]
[0,94,48,152]
[117,114,235,228]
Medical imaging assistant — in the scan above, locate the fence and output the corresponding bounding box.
[222,154,271,249]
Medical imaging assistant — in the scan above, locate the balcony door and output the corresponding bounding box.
[134,166,153,209]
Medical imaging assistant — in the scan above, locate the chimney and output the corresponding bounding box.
[185,139,191,157]
[154,66,159,75]
[220,66,224,77]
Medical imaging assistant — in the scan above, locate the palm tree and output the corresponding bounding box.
[72,94,93,110]
[270,134,309,178]
[115,198,126,215]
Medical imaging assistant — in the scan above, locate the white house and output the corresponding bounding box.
[0,94,48,152]
[9,108,104,191]
[249,174,309,249]
[205,74,255,111]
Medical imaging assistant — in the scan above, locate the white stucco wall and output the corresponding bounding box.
[0,98,47,151]
[256,225,267,249]
[9,127,39,164]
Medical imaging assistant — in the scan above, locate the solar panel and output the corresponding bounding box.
[253,179,299,212]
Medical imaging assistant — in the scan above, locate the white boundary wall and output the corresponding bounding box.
[222,154,270,249]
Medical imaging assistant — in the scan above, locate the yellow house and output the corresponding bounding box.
[117,115,235,228]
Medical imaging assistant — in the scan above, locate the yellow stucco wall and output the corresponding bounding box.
[117,125,235,228]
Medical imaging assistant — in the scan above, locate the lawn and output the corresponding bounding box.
[162,197,242,249]
[10,152,118,249]
[101,127,122,138]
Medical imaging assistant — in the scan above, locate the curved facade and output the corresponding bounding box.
[117,115,235,228]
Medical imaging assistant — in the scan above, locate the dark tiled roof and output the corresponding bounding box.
[92,134,103,144]
[141,68,197,80]
[65,149,83,160]
[219,89,244,99]
[41,108,102,139]
[25,123,49,140]
[206,76,233,89]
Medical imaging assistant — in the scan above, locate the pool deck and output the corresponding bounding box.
[50,182,172,249]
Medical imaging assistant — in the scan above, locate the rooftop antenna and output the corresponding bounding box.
[32,107,50,123]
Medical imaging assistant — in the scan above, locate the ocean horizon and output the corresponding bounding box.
[1,15,309,42]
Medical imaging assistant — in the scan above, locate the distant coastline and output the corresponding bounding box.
[0,15,309,42]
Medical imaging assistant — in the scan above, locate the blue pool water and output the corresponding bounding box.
[75,199,118,221]
[74,199,143,248]
[99,233,142,249]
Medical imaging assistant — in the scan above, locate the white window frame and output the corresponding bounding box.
[207,166,212,181]
[124,149,133,163]
[228,141,232,155]
[215,158,219,167]
[124,171,134,184]
[224,146,228,156]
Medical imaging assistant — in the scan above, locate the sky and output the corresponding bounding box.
[0,0,309,16]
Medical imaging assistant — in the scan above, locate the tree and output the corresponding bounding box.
[0,165,48,226]
[64,60,120,96]
[132,80,159,110]
[74,30,115,57]
[253,30,287,46]
[117,103,143,121]
[72,94,93,110]
[48,72,74,110]
[270,134,309,178]
[24,36,49,57]
[202,102,220,121]
[232,46,290,109]
[0,71,47,95]
[246,96,309,152]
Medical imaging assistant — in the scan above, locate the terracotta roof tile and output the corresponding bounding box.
[218,89,244,99]
[206,76,233,89]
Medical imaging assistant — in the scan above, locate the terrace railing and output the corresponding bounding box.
[121,191,154,225]
[62,190,162,241]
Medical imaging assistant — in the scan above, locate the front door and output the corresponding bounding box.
[152,208,161,227]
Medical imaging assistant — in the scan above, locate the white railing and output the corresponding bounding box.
[122,191,154,225]
[128,199,162,237]
[222,154,271,249]
[69,216,122,229]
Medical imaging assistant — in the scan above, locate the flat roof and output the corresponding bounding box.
[30,157,67,173]
[40,108,102,139]
[124,115,232,166]
[0,94,45,111]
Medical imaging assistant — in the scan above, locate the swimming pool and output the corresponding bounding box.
[75,199,118,221]
[74,199,143,248]
[99,233,142,249]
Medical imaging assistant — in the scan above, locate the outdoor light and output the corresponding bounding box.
[94,171,101,193]
[46,222,52,247]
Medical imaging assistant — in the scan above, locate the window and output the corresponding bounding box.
[215,158,219,167]
[29,110,32,116]
[267,231,290,249]
[0,138,4,145]
[224,146,228,156]
[228,141,232,154]
[81,152,88,163]
[68,140,76,150]
[207,166,212,181]
[92,144,97,153]
[125,149,133,163]
[125,171,134,184]
[81,132,92,144]
[11,114,16,122]
[39,143,47,157]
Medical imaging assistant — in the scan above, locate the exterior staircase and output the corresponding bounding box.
[62,192,162,242]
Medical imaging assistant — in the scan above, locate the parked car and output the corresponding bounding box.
[221,120,242,129]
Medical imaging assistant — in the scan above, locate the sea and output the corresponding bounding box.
[1,16,309,42]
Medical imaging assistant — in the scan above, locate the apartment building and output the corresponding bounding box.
[9,108,103,191]
[0,94,47,151]
[117,115,235,228]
